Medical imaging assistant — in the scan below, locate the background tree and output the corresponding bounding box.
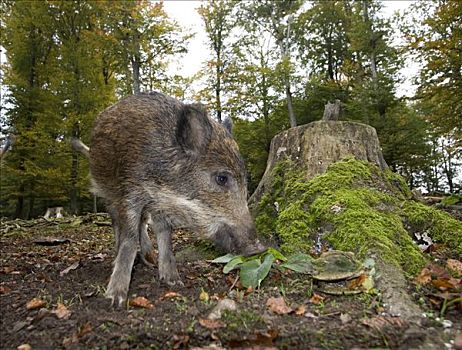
[0,0,191,217]
[1,0,60,218]
[241,0,303,128]
[401,0,462,192]
[197,0,236,123]
[402,1,462,139]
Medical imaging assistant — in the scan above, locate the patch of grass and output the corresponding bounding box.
[221,309,265,332]
[174,296,189,313]
[98,321,118,333]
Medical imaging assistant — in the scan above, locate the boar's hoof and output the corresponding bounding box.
[159,272,183,287]
[164,278,184,287]
[105,284,128,308]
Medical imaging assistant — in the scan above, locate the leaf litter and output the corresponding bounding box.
[1,218,461,349]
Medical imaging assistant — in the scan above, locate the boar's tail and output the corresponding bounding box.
[70,138,90,158]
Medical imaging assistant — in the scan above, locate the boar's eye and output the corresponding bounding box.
[215,174,228,187]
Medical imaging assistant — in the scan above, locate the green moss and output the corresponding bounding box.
[254,157,461,275]
[403,201,462,257]
[277,201,314,254]
[255,193,277,236]
[441,194,462,206]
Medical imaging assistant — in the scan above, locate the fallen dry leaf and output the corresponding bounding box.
[59,261,80,277]
[309,293,325,305]
[129,296,154,309]
[63,321,93,346]
[294,304,306,316]
[347,274,368,289]
[2,266,20,274]
[415,264,451,286]
[431,278,459,291]
[198,318,223,330]
[77,322,92,338]
[0,285,12,294]
[228,329,278,349]
[162,291,182,299]
[415,268,432,285]
[266,297,292,314]
[447,259,462,276]
[52,303,71,319]
[173,334,190,349]
[26,298,46,310]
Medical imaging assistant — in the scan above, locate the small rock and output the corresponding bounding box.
[17,344,32,350]
[442,320,453,329]
[207,298,237,320]
[340,313,351,324]
[12,321,28,333]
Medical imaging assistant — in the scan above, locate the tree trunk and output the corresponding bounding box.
[14,183,25,219]
[247,119,457,335]
[322,100,341,121]
[131,31,141,94]
[249,120,387,207]
[69,122,80,215]
[286,83,296,128]
[215,60,222,123]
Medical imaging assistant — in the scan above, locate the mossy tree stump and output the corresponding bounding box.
[250,120,462,327]
[249,120,387,207]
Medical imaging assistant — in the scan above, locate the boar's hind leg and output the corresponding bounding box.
[152,219,182,286]
[105,206,140,307]
[139,212,156,266]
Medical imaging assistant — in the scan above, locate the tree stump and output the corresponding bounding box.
[322,99,341,121]
[249,120,387,207]
[249,120,461,336]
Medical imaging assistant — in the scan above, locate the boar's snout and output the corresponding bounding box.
[213,223,267,256]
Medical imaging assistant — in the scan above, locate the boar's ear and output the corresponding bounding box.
[223,116,233,134]
[176,104,212,155]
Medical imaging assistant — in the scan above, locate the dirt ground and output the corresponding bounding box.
[1,215,461,350]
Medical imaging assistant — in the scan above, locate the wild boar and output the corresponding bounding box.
[88,92,265,306]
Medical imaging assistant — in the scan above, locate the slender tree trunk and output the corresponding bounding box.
[216,62,222,123]
[14,183,25,218]
[131,31,141,94]
[93,195,97,213]
[441,140,455,193]
[286,83,296,128]
[362,1,383,117]
[70,122,80,215]
[27,193,34,219]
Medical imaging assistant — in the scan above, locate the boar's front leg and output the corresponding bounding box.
[151,218,182,286]
[105,206,140,307]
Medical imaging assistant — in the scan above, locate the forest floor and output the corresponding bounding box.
[1,214,461,350]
